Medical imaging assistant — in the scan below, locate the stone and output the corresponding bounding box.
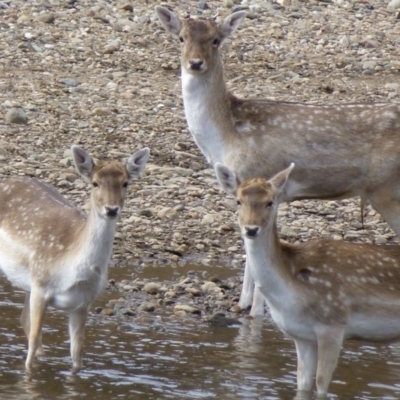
[104,40,121,54]
[101,308,115,316]
[38,13,55,23]
[140,303,155,312]
[174,304,201,315]
[206,313,242,326]
[59,78,79,87]
[143,282,161,294]
[5,108,28,124]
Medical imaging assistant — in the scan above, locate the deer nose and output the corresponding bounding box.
[189,59,204,70]
[245,226,260,237]
[105,206,120,218]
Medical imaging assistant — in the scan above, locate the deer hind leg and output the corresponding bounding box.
[315,326,344,398]
[25,289,48,369]
[69,306,89,371]
[20,292,45,357]
[294,338,318,398]
[238,258,255,311]
[368,191,400,238]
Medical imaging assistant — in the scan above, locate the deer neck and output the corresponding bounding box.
[244,223,293,306]
[75,203,117,270]
[181,62,234,165]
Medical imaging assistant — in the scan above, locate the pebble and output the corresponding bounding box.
[38,12,55,23]
[59,78,79,87]
[140,303,156,312]
[104,40,121,54]
[174,304,201,315]
[4,108,28,124]
[143,282,161,294]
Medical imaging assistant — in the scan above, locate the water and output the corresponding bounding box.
[1,266,400,400]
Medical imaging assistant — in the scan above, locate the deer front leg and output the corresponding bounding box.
[294,338,318,399]
[69,306,89,371]
[25,289,48,369]
[249,284,265,317]
[20,292,45,357]
[315,326,344,398]
[238,258,255,311]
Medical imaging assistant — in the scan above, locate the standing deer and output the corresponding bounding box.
[0,145,150,371]
[216,162,400,398]
[155,6,400,316]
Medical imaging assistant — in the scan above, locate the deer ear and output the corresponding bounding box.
[126,148,150,182]
[71,145,94,182]
[269,163,295,195]
[215,163,238,194]
[155,6,182,35]
[219,11,246,40]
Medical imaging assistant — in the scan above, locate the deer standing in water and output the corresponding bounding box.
[0,145,150,371]
[216,162,400,398]
[156,6,400,316]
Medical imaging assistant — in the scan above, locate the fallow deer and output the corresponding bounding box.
[156,6,400,316]
[216,162,400,398]
[0,145,150,371]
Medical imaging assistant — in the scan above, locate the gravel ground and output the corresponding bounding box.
[1,0,400,323]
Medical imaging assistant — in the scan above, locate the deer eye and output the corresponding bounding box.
[122,182,128,188]
[179,36,184,43]
[212,38,220,47]
[236,200,241,206]
[92,181,99,188]
[266,201,273,208]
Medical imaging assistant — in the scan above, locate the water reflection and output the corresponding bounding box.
[2,276,400,399]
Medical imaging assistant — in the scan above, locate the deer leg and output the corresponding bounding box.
[315,326,344,398]
[20,292,45,357]
[294,338,318,398]
[25,289,47,369]
[249,285,265,317]
[238,258,255,311]
[69,306,89,371]
[369,192,400,237]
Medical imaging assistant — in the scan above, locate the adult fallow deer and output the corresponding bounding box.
[216,162,400,399]
[156,6,400,316]
[0,145,150,371]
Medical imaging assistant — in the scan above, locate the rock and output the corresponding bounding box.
[143,282,161,294]
[374,235,387,244]
[104,40,121,54]
[120,2,133,12]
[139,209,153,217]
[101,308,115,316]
[59,78,79,87]
[157,207,177,219]
[117,308,135,317]
[140,303,155,312]
[223,0,234,7]
[174,304,201,315]
[38,13,55,23]
[198,1,209,10]
[230,305,242,313]
[281,225,298,238]
[185,287,201,296]
[362,61,377,71]
[91,107,112,116]
[201,281,221,294]
[5,108,28,124]
[17,15,31,24]
[388,0,400,9]
[206,313,242,326]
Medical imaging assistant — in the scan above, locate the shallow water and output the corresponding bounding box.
[1,266,400,400]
